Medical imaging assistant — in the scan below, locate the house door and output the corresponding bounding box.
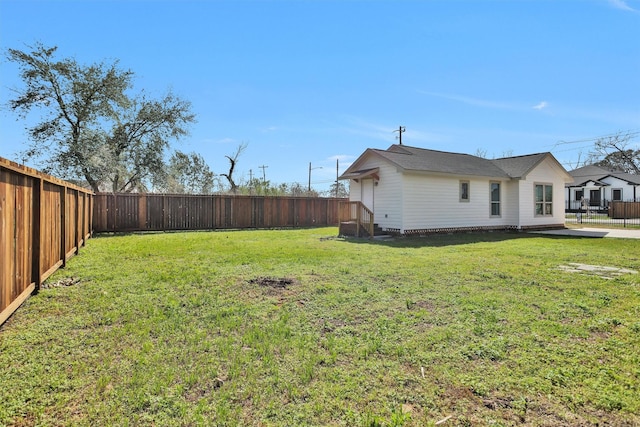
[361,179,375,211]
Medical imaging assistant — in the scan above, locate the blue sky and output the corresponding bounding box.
[1,0,639,192]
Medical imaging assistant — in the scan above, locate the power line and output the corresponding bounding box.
[550,129,640,149]
[393,126,406,145]
[258,165,268,182]
[550,144,595,154]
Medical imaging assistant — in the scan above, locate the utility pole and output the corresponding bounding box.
[335,158,339,198]
[394,126,406,145]
[308,162,322,192]
[259,165,268,182]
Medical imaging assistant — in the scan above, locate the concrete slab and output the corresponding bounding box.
[531,227,640,239]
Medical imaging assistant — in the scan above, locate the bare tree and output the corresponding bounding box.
[585,131,640,174]
[474,148,488,158]
[221,142,248,193]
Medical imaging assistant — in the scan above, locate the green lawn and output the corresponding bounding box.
[1,228,639,426]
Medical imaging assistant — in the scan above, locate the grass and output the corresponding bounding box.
[1,228,639,426]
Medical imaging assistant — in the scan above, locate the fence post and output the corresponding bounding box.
[32,177,42,292]
[60,185,67,268]
[163,194,167,231]
[138,194,147,230]
[111,193,117,232]
[74,190,80,255]
[88,193,92,237]
[80,193,85,247]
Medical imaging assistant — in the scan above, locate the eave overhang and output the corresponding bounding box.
[339,167,380,182]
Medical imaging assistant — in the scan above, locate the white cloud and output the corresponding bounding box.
[342,116,446,145]
[260,126,279,133]
[533,101,548,110]
[215,137,237,144]
[607,0,638,12]
[328,154,354,162]
[419,91,515,110]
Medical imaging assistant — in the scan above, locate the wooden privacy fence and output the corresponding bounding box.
[93,193,347,232]
[609,201,640,219]
[1,157,93,326]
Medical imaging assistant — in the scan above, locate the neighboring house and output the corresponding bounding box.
[338,144,573,235]
[565,165,640,211]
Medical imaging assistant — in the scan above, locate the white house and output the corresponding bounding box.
[565,165,640,211]
[339,144,573,235]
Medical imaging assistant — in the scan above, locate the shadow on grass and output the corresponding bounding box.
[339,230,592,248]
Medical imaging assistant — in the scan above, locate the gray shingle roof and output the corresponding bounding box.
[372,145,511,178]
[349,145,553,179]
[567,165,640,186]
[491,152,549,178]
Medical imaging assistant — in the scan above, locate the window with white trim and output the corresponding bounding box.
[490,182,500,216]
[535,183,553,216]
[612,188,623,201]
[460,180,470,202]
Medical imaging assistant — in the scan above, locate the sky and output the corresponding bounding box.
[1,0,639,192]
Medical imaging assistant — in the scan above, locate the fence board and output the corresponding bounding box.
[92,193,346,233]
[610,201,640,219]
[0,171,16,315]
[1,157,93,326]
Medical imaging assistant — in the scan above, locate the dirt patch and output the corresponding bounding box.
[558,263,638,279]
[41,277,81,289]
[248,276,298,289]
[411,300,436,311]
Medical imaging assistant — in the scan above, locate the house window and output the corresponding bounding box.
[460,180,470,202]
[490,182,500,216]
[535,183,553,216]
[612,189,623,201]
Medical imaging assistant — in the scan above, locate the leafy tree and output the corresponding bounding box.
[288,182,317,197]
[6,43,196,192]
[327,181,349,198]
[154,151,215,194]
[105,93,195,192]
[235,180,326,197]
[243,178,282,196]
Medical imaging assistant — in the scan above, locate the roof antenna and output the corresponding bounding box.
[393,126,406,145]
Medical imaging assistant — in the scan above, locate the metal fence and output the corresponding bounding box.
[93,193,347,232]
[1,157,93,326]
[566,198,640,212]
[565,200,640,227]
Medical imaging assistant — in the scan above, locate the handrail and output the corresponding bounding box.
[338,201,374,237]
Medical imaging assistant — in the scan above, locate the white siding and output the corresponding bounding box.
[503,180,520,226]
[517,158,567,227]
[349,181,362,203]
[600,177,638,201]
[566,176,639,208]
[400,172,511,231]
[347,159,404,230]
[372,162,403,230]
[348,154,570,234]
